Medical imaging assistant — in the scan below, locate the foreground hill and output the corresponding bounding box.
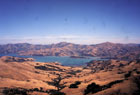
[0,56,140,95]
[0,42,140,60]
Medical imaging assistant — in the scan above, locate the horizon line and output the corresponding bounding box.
[0,41,139,45]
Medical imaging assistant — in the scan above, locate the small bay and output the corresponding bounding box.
[0,54,103,66]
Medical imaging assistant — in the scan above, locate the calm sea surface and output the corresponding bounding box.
[0,54,103,66]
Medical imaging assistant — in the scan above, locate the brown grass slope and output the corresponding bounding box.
[0,56,140,95]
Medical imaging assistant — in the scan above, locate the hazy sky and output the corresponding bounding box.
[0,0,140,44]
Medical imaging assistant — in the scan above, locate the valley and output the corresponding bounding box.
[1,0,140,94]
[0,56,140,95]
[0,42,140,95]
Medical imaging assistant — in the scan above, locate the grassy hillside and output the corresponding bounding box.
[0,56,140,95]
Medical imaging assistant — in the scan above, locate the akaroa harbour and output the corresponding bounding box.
[0,54,103,66]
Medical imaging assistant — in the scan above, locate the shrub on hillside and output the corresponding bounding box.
[69,81,81,88]
[3,88,28,95]
[84,82,101,95]
[47,89,65,95]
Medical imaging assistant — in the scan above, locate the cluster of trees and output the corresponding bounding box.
[84,80,123,95]
[69,81,81,88]
[47,74,66,95]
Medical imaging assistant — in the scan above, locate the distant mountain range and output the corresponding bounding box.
[0,42,140,60]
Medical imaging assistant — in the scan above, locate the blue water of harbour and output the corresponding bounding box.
[0,54,102,66]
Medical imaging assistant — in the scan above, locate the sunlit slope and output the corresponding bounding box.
[0,56,140,95]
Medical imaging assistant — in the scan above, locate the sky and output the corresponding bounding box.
[0,0,140,44]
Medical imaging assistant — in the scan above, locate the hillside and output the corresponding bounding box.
[0,42,140,60]
[0,56,140,95]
